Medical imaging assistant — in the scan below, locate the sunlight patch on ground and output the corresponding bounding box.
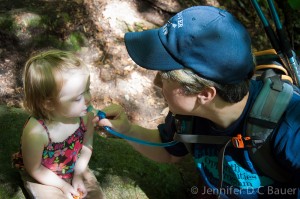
[120,71,152,96]
[102,1,155,36]
[93,169,148,199]
[11,10,43,43]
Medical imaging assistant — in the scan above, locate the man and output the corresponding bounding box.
[96,6,300,198]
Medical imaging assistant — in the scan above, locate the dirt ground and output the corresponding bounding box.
[0,0,299,128]
[0,0,182,129]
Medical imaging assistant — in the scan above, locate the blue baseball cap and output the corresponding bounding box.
[124,6,254,84]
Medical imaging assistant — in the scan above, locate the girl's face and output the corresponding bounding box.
[161,78,198,115]
[55,68,91,119]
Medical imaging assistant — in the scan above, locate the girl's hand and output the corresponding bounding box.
[73,191,84,199]
[93,104,132,135]
[60,182,79,199]
[72,175,87,198]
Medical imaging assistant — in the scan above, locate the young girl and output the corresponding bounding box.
[14,49,105,199]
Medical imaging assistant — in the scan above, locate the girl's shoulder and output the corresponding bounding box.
[22,117,49,145]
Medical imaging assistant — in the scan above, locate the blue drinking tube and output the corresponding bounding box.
[87,105,178,147]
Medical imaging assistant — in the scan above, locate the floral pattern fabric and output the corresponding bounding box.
[12,117,86,180]
[41,118,86,179]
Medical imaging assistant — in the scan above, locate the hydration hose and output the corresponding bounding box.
[87,105,178,147]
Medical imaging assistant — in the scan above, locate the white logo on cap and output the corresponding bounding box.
[162,24,169,35]
[177,12,183,28]
[162,12,183,35]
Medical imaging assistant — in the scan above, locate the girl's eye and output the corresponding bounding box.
[74,97,82,102]
[73,88,90,102]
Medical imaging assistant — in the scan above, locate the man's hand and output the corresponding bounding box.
[93,104,132,135]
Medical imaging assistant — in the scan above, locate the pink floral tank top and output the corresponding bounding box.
[39,117,86,179]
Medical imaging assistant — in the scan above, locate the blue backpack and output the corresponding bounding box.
[174,0,300,190]
[173,49,299,189]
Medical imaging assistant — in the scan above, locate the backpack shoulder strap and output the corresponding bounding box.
[173,69,295,183]
[246,69,294,182]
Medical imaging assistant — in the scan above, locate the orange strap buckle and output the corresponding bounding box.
[231,134,251,148]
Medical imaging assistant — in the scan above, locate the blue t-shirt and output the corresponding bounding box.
[158,80,300,198]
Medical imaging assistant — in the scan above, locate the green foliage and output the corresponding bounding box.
[90,136,188,198]
[65,32,87,51]
[0,1,88,52]
[0,105,29,199]
[31,32,87,51]
[27,16,41,27]
[288,0,300,9]
[0,15,17,32]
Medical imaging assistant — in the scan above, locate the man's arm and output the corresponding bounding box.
[95,104,183,163]
[125,124,183,163]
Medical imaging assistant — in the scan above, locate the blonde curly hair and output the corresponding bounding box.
[23,49,87,120]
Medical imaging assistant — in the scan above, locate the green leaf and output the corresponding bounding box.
[288,0,300,9]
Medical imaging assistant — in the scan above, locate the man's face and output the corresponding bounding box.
[157,74,198,115]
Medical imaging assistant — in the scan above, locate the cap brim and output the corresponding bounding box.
[124,29,184,71]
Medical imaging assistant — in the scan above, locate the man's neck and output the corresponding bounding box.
[204,92,249,129]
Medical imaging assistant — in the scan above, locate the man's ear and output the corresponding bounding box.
[197,87,216,104]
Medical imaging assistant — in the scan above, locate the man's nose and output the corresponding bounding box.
[153,72,163,88]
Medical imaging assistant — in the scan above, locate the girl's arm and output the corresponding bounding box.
[72,113,94,196]
[73,113,94,174]
[22,118,78,198]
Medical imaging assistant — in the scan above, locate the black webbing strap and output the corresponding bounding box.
[174,133,264,148]
[173,134,231,145]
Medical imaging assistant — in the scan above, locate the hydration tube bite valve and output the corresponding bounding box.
[87,105,178,147]
[87,105,106,119]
